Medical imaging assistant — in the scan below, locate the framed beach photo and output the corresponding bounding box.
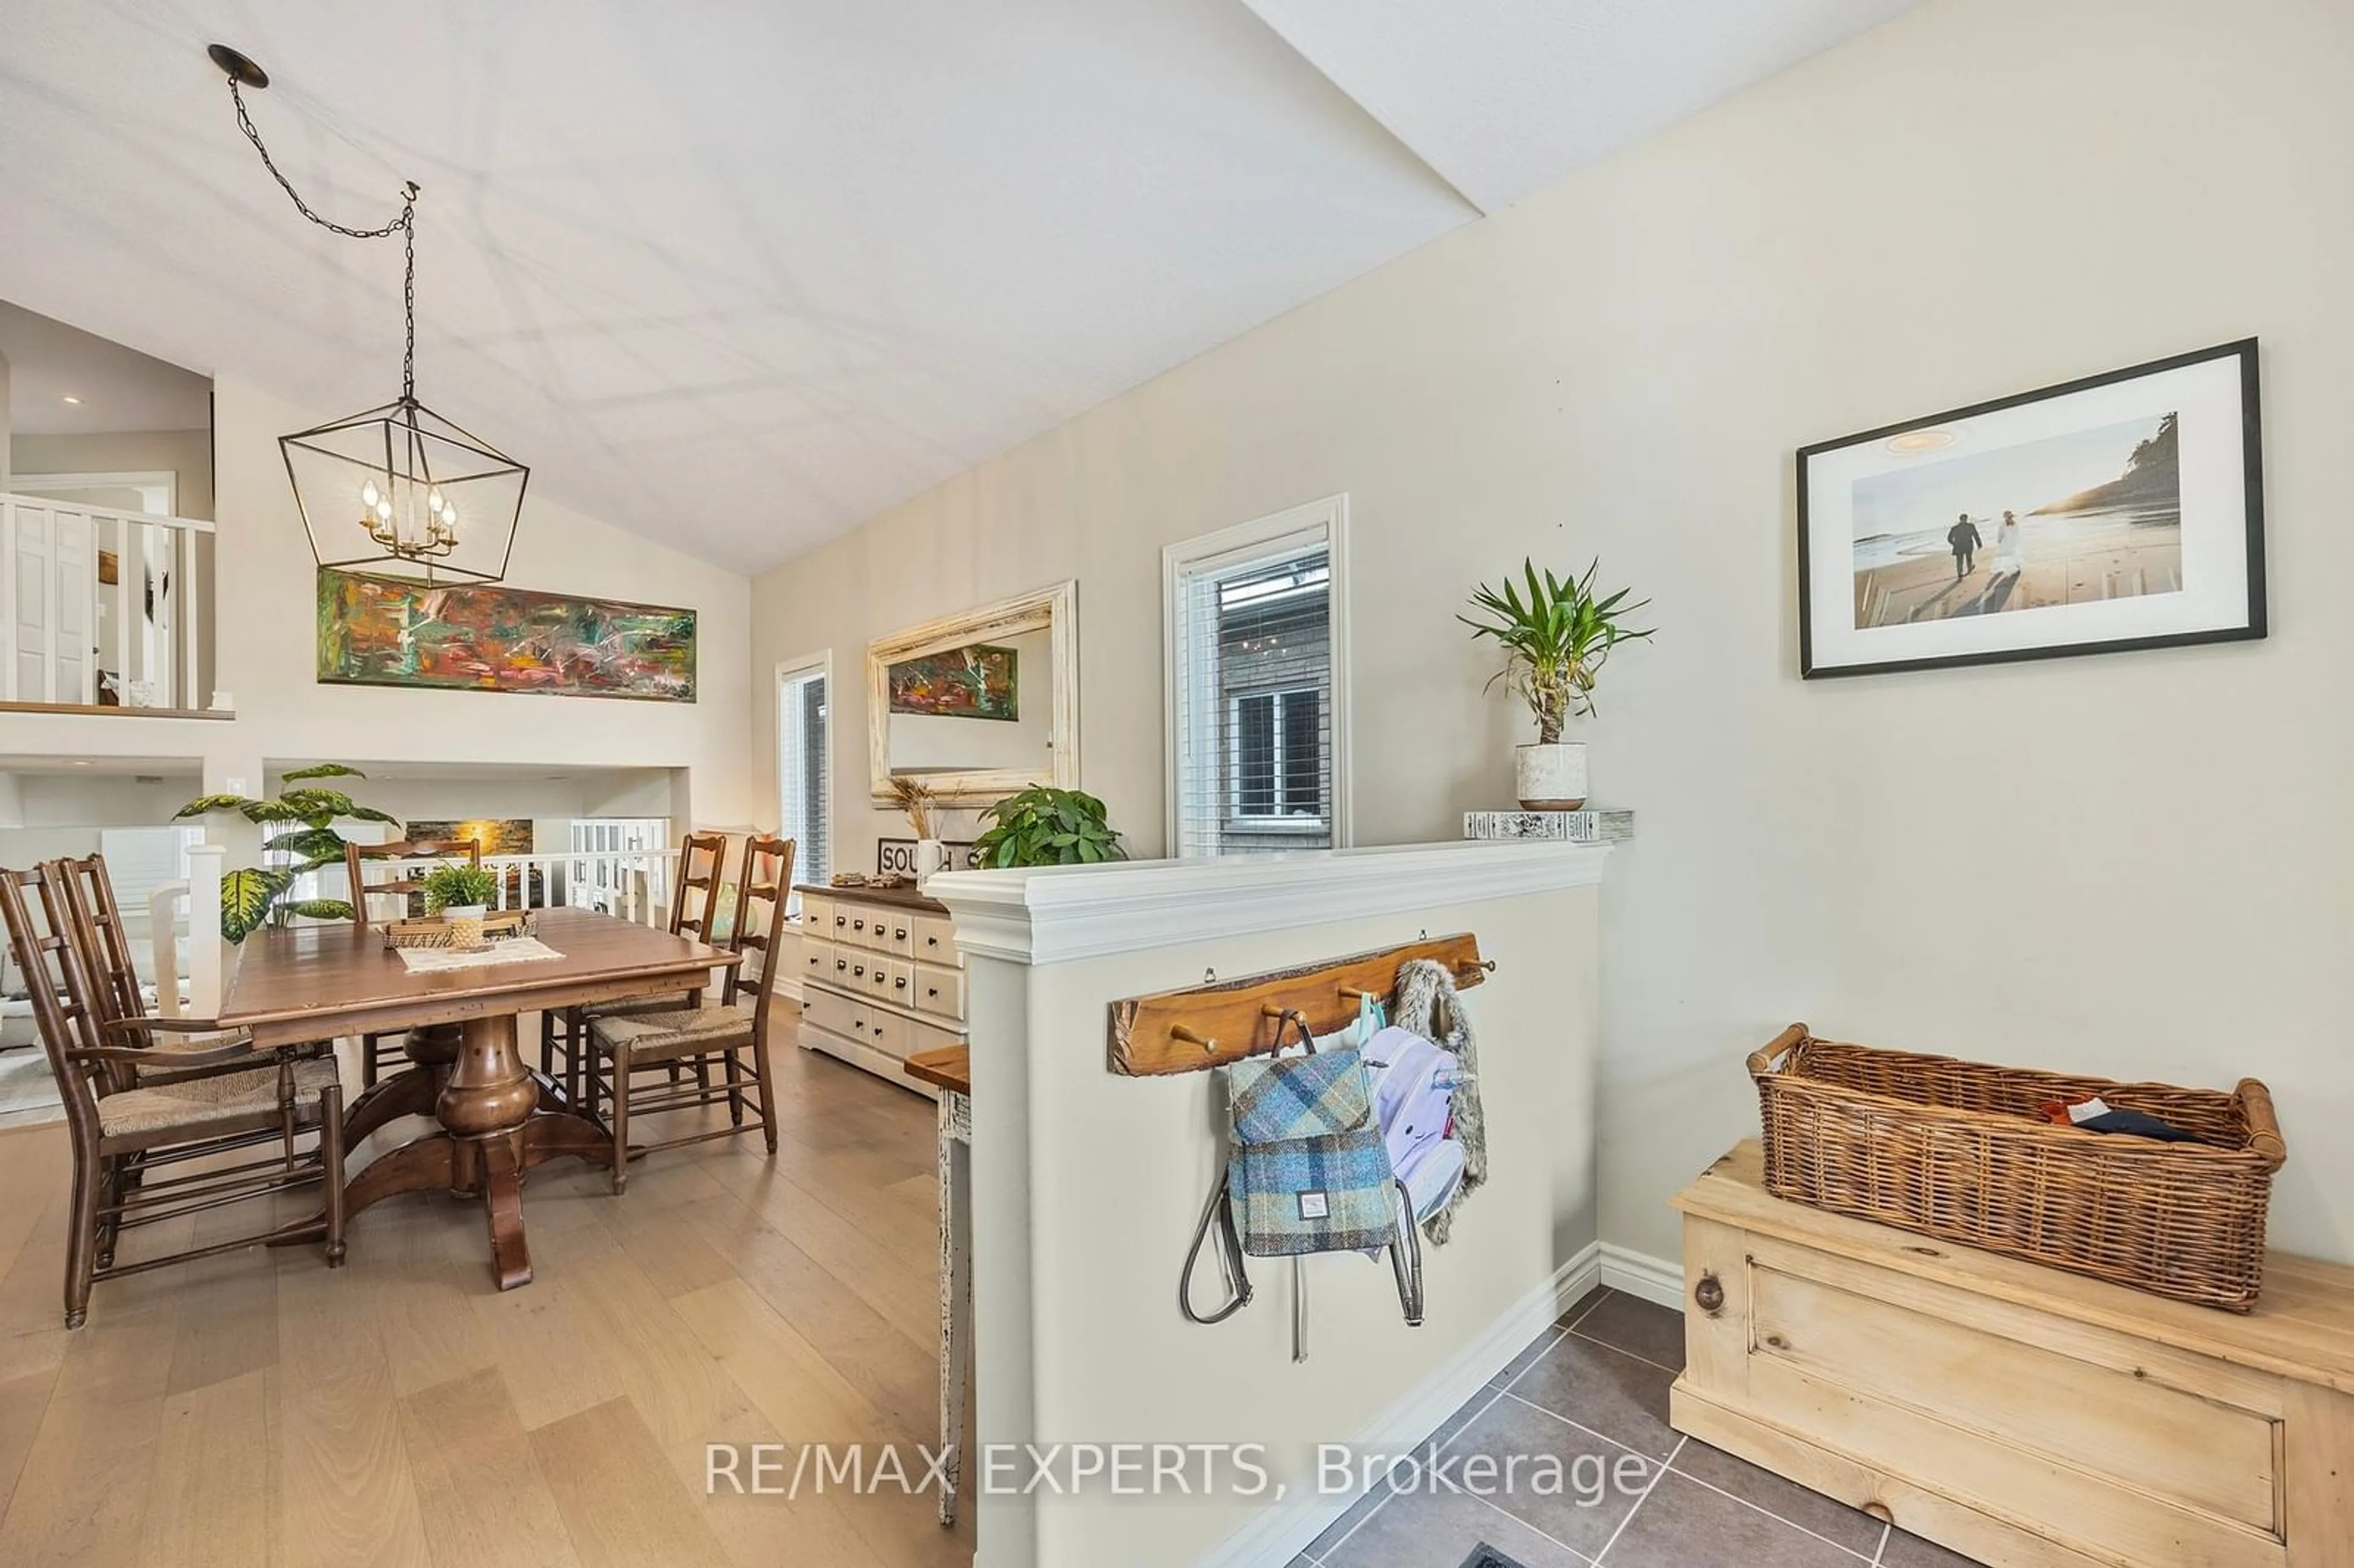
[1798,340,2264,679]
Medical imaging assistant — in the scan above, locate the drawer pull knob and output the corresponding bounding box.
[928,988,939,997]
[1694,1274,1725,1314]
[896,978,908,989]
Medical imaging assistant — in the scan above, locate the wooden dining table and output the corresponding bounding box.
[217,907,737,1289]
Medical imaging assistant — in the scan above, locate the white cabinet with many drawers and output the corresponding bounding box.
[794,885,966,1097]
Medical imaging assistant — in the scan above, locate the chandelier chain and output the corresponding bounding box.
[227,76,420,402]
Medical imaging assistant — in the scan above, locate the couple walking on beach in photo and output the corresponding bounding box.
[1948,511,2024,579]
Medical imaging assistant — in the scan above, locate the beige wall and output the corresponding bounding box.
[4,377,755,835]
[755,0,2354,1268]
[10,427,215,520]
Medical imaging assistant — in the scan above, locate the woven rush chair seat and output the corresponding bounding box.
[97,1054,343,1138]
[590,999,754,1063]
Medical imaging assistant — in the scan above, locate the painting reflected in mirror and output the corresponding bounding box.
[868,582,1076,804]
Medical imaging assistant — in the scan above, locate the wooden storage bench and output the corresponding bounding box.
[1672,1141,2354,1568]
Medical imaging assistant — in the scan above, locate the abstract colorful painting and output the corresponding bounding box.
[885,643,1018,721]
[317,569,696,702]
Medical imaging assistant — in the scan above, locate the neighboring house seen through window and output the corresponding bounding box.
[1165,497,1349,856]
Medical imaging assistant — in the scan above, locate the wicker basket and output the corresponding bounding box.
[380,910,535,950]
[1750,1024,2287,1312]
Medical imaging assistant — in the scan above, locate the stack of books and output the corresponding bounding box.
[1463,809,1633,844]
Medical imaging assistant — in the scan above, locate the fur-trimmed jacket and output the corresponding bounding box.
[1392,957,1484,1244]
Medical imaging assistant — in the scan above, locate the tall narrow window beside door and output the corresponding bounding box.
[1165,497,1350,856]
[777,658,830,910]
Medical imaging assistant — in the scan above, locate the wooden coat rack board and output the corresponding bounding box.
[1107,933,1490,1076]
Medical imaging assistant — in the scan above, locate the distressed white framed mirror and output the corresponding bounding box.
[867,579,1078,803]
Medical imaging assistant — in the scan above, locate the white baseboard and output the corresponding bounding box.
[1196,1241,1603,1568]
[1598,1243,1685,1312]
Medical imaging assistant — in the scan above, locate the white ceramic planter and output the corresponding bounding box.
[442,903,488,950]
[1514,742,1588,810]
[913,839,951,888]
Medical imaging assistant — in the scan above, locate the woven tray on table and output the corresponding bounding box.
[379,910,536,950]
[1749,1024,2288,1312]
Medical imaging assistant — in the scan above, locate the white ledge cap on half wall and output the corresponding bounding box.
[924,839,1612,965]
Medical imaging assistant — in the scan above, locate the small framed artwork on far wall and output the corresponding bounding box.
[1797,339,2264,679]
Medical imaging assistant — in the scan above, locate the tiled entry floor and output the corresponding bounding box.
[1290,1287,1983,1568]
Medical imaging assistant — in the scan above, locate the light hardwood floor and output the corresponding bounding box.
[0,1008,975,1568]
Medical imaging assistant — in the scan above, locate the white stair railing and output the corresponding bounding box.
[479,850,681,926]
[0,492,213,709]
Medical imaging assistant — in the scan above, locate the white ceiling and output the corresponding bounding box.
[0,2,1911,571]
[0,300,213,436]
[1244,0,1921,214]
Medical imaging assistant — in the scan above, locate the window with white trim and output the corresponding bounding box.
[776,657,831,912]
[1165,497,1349,857]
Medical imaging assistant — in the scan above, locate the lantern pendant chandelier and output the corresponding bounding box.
[210,44,526,586]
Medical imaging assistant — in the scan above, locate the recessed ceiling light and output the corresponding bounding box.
[60,394,83,406]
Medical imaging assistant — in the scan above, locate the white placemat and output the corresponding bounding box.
[397,937,566,974]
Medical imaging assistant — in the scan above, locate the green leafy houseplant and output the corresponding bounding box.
[1460,558,1654,740]
[422,862,500,914]
[173,763,398,942]
[972,786,1126,868]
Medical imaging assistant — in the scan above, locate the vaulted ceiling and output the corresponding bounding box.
[0,1,1914,571]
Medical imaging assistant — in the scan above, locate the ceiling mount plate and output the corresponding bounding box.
[207,44,269,90]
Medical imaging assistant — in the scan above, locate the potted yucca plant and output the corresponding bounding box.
[1461,558,1653,810]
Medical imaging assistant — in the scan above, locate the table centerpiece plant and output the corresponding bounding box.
[422,862,501,949]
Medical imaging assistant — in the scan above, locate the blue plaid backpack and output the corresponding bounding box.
[1181,1010,1424,1347]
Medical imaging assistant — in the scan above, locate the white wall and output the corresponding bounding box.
[4,376,754,836]
[753,0,2354,1269]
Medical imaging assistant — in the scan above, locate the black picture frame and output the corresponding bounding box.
[1797,339,2265,679]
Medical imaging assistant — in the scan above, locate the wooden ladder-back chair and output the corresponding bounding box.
[344,837,484,1088]
[586,834,793,1192]
[0,862,347,1328]
[55,854,309,1095]
[542,829,728,1105]
[59,853,144,1042]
